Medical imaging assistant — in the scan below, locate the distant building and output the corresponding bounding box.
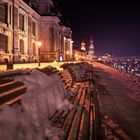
[87,37,95,59]
[81,41,86,51]
[0,0,73,64]
[74,49,86,61]
[100,53,114,59]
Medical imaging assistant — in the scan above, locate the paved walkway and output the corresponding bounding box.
[92,62,140,140]
[0,61,65,71]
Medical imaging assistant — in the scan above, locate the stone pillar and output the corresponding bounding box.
[28,15,32,62]
[70,39,73,60]
[63,36,66,61]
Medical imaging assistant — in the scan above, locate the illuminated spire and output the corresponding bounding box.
[90,36,94,48]
[81,41,86,51]
[88,36,95,58]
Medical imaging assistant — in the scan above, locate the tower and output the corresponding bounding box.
[81,41,86,51]
[88,37,95,59]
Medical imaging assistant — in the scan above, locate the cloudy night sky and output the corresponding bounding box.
[54,0,140,57]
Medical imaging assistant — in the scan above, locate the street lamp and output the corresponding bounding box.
[37,41,42,66]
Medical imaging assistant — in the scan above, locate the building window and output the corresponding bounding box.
[32,21,36,36]
[60,34,64,53]
[14,6,18,26]
[33,43,36,56]
[28,17,32,34]
[0,3,7,23]
[9,5,12,25]
[19,13,24,31]
[0,34,8,53]
[50,28,54,52]
[20,39,24,54]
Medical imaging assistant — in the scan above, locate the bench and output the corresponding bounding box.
[0,66,59,109]
[0,78,26,109]
[49,62,102,140]
[0,63,103,140]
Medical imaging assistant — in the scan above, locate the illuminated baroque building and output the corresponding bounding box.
[74,41,86,61]
[0,0,73,63]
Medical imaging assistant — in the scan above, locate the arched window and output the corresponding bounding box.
[0,34,8,53]
[20,39,24,54]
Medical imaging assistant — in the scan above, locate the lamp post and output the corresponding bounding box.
[37,41,42,66]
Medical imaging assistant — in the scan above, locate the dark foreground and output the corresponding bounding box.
[0,61,139,140]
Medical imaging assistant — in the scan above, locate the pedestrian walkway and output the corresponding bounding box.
[92,61,140,140]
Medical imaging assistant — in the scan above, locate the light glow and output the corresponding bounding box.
[66,51,69,55]
[37,41,42,47]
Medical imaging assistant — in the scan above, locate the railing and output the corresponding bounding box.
[100,56,140,76]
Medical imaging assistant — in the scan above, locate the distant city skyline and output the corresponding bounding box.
[57,0,140,57]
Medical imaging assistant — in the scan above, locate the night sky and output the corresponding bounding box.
[55,0,140,57]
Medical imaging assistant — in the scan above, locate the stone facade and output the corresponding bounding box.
[0,0,73,63]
